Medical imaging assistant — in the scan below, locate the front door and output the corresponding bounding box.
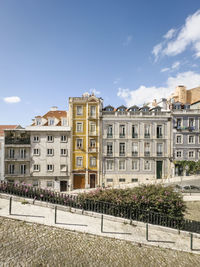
[90,174,96,188]
[156,161,162,179]
[60,181,67,192]
[73,175,85,189]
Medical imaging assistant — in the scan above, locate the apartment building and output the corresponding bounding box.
[69,93,103,189]
[4,107,71,191]
[0,125,21,181]
[102,105,172,186]
[172,102,200,176]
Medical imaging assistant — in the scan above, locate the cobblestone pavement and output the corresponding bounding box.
[0,217,200,267]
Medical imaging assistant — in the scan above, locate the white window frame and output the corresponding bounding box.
[8,164,15,174]
[90,157,96,167]
[47,181,53,187]
[61,135,67,142]
[188,150,195,159]
[176,134,183,144]
[90,122,96,133]
[60,164,67,172]
[76,105,83,116]
[33,136,39,142]
[144,160,151,171]
[76,138,83,149]
[90,105,96,117]
[9,149,15,159]
[176,118,182,128]
[20,164,26,175]
[47,164,54,172]
[188,135,195,144]
[48,118,55,126]
[188,117,195,127]
[76,122,83,132]
[106,160,113,170]
[47,135,54,142]
[47,148,54,156]
[20,149,26,159]
[119,178,126,182]
[119,159,126,170]
[33,164,40,172]
[132,160,139,171]
[176,150,182,158]
[33,148,40,156]
[76,157,83,167]
[61,149,67,156]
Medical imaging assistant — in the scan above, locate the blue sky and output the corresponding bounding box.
[0,0,200,126]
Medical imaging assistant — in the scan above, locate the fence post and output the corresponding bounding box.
[101,214,104,233]
[9,197,12,215]
[55,206,57,224]
[190,233,193,251]
[146,223,148,241]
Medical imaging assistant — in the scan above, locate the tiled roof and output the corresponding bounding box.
[0,125,21,136]
[43,110,67,119]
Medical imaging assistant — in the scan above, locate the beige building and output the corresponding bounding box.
[4,107,71,192]
[169,85,200,105]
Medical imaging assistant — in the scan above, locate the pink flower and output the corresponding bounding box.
[40,194,43,198]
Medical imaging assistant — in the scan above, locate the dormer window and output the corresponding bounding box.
[62,118,67,126]
[36,119,41,125]
[49,118,55,126]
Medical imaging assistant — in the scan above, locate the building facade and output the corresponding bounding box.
[102,105,172,186]
[172,102,200,176]
[4,108,71,191]
[69,93,103,189]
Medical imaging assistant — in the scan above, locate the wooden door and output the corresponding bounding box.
[90,174,96,188]
[73,175,85,189]
[156,161,162,179]
[60,181,67,192]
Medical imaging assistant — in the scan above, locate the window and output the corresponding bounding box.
[47,164,54,171]
[76,138,83,149]
[33,136,39,142]
[188,151,195,158]
[90,139,96,148]
[33,164,40,171]
[90,157,96,167]
[90,106,96,117]
[189,118,195,127]
[107,178,113,182]
[106,160,113,170]
[119,160,125,170]
[107,125,113,138]
[144,124,150,138]
[33,181,39,187]
[188,135,195,144]
[119,125,125,138]
[62,118,67,126]
[8,164,14,174]
[76,157,83,167]
[157,125,163,138]
[157,143,163,156]
[176,151,182,158]
[36,119,41,125]
[107,142,113,156]
[61,149,67,156]
[9,149,15,159]
[47,181,53,187]
[20,164,26,175]
[176,135,182,144]
[47,135,53,142]
[132,125,138,138]
[132,160,138,170]
[48,119,55,126]
[76,122,83,132]
[47,149,54,156]
[33,149,40,155]
[177,118,182,128]
[144,160,151,170]
[119,178,125,182]
[20,149,26,159]
[132,142,138,156]
[61,135,67,142]
[132,178,138,182]
[144,142,150,156]
[90,123,96,133]
[119,143,125,156]
[76,106,83,115]
[60,165,67,172]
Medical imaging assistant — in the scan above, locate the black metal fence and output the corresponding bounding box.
[1,182,200,234]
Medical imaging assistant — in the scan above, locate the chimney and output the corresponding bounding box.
[50,106,58,111]
[152,99,157,107]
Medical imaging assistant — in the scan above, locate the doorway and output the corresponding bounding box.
[90,174,96,188]
[156,161,163,179]
[60,181,68,192]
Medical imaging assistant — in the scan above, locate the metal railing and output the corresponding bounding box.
[1,182,200,234]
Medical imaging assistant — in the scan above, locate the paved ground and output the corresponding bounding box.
[185,201,200,221]
[1,197,200,256]
[1,217,200,267]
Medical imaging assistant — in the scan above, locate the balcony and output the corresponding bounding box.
[107,133,113,138]
[144,151,150,157]
[119,152,125,156]
[5,156,30,161]
[157,134,163,139]
[157,152,163,157]
[144,133,150,138]
[132,151,138,157]
[132,133,138,138]
[5,137,30,145]
[107,152,113,157]
[5,172,30,177]
[119,133,125,138]
[89,131,97,136]
[88,147,98,153]
[188,126,195,131]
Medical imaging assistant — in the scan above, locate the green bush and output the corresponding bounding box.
[78,184,186,219]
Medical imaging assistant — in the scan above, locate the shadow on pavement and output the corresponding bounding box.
[102,231,132,235]
[148,240,175,244]
[56,222,88,227]
[11,214,45,218]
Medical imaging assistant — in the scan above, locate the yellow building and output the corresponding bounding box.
[69,93,102,189]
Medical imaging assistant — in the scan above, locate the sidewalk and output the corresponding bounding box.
[0,197,200,254]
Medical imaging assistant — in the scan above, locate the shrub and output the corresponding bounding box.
[78,184,186,219]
